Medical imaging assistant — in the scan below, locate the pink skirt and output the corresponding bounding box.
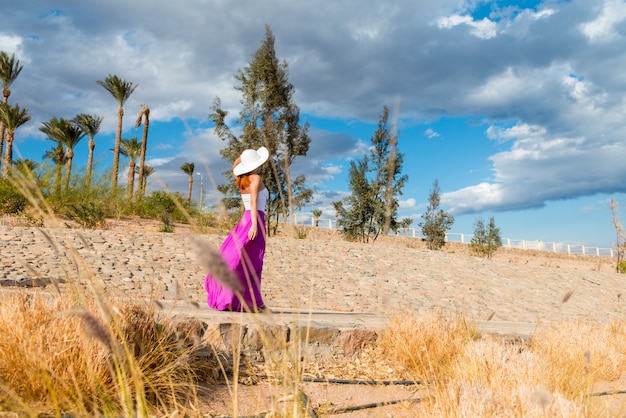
[204,210,266,312]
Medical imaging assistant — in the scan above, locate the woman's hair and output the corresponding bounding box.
[235,173,252,191]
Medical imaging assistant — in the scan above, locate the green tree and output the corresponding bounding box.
[180,162,195,204]
[40,117,66,196]
[610,198,626,273]
[13,158,38,177]
[40,117,84,192]
[140,164,154,196]
[97,74,138,195]
[209,25,311,235]
[331,201,343,230]
[119,137,142,200]
[72,113,103,189]
[0,52,23,177]
[311,208,323,227]
[341,158,375,242]
[135,104,150,199]
[340,106,408,242]
[469,216,502,259]
[42,143,66,196]
[0,103,31,178]
[420,179,454,250]
[59,120,84,192]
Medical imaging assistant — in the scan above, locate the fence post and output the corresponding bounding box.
[581,246,585,256]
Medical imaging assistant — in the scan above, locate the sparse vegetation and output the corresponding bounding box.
[0,292,215,417]
[469,216,502,259]
[610,197,626,273]
[420,179,454,250]
[0,177,28,214]
[339,105,408,243]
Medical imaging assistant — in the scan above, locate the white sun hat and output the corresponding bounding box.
[233,146,270,176]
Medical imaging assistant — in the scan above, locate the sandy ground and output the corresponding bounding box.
[2,217,626,416]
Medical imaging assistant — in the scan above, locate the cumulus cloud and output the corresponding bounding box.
[436,14,497,39]
[2,0,626,223]
[580,0,626,42]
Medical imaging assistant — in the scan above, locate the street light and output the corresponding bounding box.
[196,172,204,211]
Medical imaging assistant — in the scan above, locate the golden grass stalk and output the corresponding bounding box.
[379,309,480,382]
[0,291,215,416]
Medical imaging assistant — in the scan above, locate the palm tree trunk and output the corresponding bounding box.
[63,153,74,192]
[86,138,95,189]
[3,133,13,178]
[64,149,74,192]
[187,177,193,203]
[127,161,135,200]
[111,107,124,195]
[0,126,4,177]
[138,116,149,199]
[0,96,8,178]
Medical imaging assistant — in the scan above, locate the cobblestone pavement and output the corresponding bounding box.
[1,224,625,328]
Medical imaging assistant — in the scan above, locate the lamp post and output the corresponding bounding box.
[196,172,204,211]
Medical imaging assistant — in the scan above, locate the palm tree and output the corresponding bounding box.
[331,201,343,230]
[40,117,65,195]
[0,52,23,177]
[312,209,323,227]
[43,144,66,196]
[13,158,39,183]
[119,136,142,200]
[0,102,30,178]
[135,104,150,199]
[59,121,85,192]
[180,162,195,203]
[72,113,103,189]
[40,117,84,192]
[140,164,155,195]
[96,74,138,195]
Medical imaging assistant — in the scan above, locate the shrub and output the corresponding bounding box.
[0,178,28,215]
[469,216,502,259]
[64,200,108,229]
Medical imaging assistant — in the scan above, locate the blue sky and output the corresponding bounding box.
[2,0,626,248]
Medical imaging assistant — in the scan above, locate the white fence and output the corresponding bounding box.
[289,214,617,258]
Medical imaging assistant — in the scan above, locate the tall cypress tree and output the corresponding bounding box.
[420,179,454,250]
[210,25,311,235]
[340,106,408,242]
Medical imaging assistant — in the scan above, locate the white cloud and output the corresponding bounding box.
[425,128,440,138]
[0,34,23,56]
[580,0,626,42]
[399,198,416,209]
[436,14,497,39]
[322,164,342,176]
[151,100,193,122]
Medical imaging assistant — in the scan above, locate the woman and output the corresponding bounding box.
[205,146,270,312]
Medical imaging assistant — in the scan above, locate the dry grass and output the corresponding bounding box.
[304,312,626,417]
[379,310,481,382]
[0,291,216,417]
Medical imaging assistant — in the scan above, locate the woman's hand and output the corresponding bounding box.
[248,223,258,241]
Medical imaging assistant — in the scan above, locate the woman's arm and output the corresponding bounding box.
[247,174,261,240]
